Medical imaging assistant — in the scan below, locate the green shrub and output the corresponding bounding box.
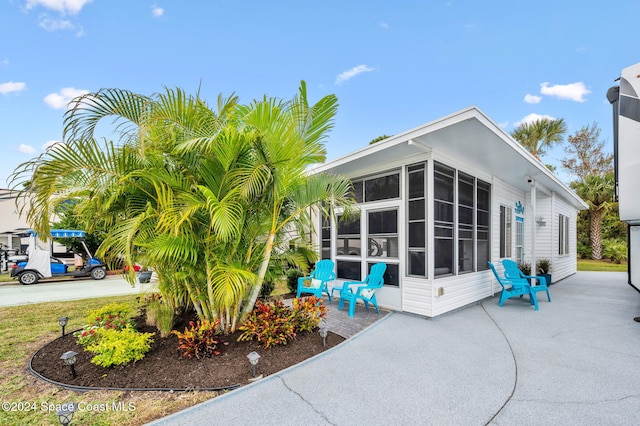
[155,303,175,338]
[286,269,305,294]
[75,302,132,346]
[174,319,222,359]
[75,325,102,347]
[603,239,628,264]
[291,296,327,332]
[85,326,154,367]
[238,300,295,348]
[259,278,276,299]
[577,242,592,260]
[85,303,132,326]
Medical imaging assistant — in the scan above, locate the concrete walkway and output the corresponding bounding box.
[149,272,640,426]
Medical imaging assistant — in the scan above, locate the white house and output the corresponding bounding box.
[311,106,588,317]
[0,188,29,252]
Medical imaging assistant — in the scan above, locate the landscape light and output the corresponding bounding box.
[60,351,78,379]
[319,321,329,347]
[58,316,69,337]
[56,402,76,425]
[247,351,261,378]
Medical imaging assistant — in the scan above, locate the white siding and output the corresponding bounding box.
[402,277,431,315]
[491,177,526,263]
[552,197,578,281]
[431,272,494,316]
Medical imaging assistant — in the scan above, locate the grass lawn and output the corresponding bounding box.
[577,259,628,272]
[0,295,216,426]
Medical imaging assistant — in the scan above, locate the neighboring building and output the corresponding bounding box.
[0,188,29,252]
[311,106,588,317]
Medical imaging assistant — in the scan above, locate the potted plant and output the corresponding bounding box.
[517,262,532,284]
[536,258,552,286]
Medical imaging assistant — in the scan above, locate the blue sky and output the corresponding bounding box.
[1,0,639,187]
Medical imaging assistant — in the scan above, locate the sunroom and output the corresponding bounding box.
[311,106,587,317]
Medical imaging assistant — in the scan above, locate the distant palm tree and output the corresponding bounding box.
[511,118,567,160]
[571,172,615,260]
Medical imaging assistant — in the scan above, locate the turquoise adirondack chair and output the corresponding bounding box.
[502,259,551,304]
[488,261,538,310]
[296,259,335,301]
[337,262,386,317]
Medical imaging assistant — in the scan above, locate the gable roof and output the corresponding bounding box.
[313,106,588,210]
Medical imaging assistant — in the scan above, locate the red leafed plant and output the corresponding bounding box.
[174,319,223,359]
[237,297,328,348]
[291,296,327,332]
[237,300,296,348]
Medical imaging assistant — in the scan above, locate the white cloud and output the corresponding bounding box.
[152,6,164,17]
[379,21,389,29]
[44,87,89,109]
[26,0,93,15]
[42,140,64,150]
[540,81,590,102]
[1,58,9,67]
[515,113,555,127]
[0,81,27,95]
[335,65,375,85]
[524,94,541,104]
[18,144,36,154]
[498,121,509,129]
[38,16,74,31]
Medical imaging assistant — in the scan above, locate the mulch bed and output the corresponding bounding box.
[30,311,344,390]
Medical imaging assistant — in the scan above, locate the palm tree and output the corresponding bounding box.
[571,172,615,260]
[11,83,356,331]
[511,118,567,160]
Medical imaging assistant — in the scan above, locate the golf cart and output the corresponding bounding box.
[11,229,107,285]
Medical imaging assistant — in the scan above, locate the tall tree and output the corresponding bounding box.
[511,118,567,160]
[11,83,356,331]
[570,172,616,260]
[561,122,613,181]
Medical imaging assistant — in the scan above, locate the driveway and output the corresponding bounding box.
[149,272,640,426]
[0,275,158,307]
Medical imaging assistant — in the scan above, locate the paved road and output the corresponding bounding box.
[0,274,158,307]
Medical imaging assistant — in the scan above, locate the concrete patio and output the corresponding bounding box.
[149,271,640,426]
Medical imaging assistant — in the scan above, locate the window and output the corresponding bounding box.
[351,171,400,204]
[515,217,524,264]
[368,210,399,258]
[458,172,474,274]
[337,260,361,281]
[336,214,360,256]
[434,163,454,276]
[321,212,331,260]
[476,181,490,271]
[365,174,399,202]
[407,163,426,276]
[433,162,491,277]
[368,262,399,286]
[499,205,512,258]
[559,214,569,255]
[350,181,363,203]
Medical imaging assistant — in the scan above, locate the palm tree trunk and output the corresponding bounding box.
[590,209,603,260]
[239,231,275,322]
